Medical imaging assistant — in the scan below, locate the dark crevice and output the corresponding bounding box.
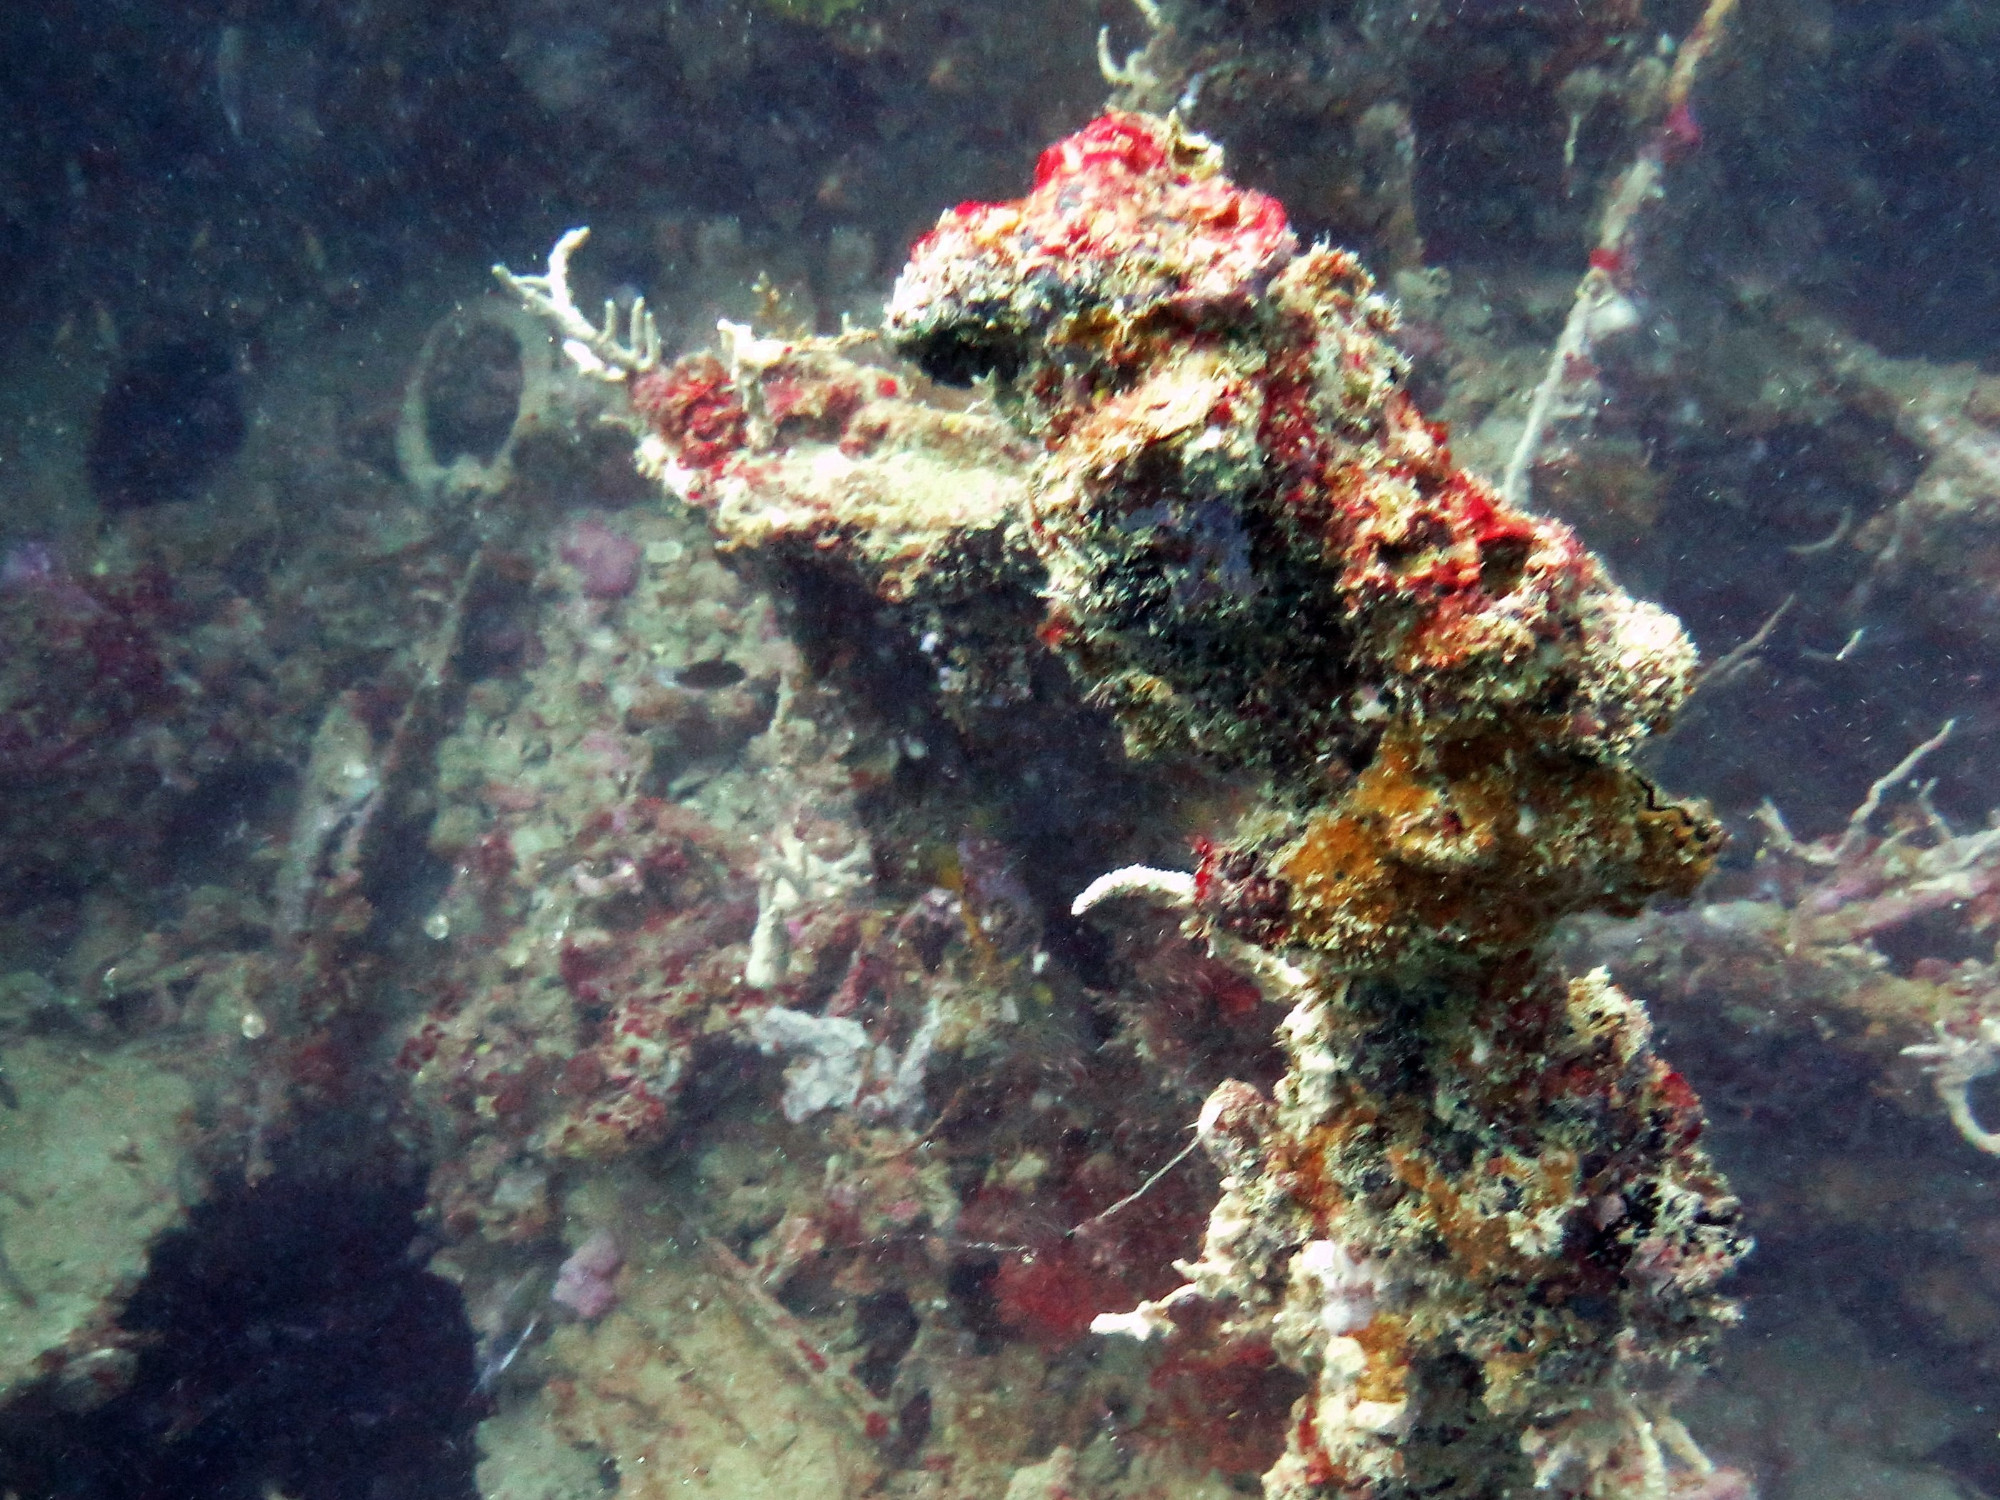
[0,1153,480,1500]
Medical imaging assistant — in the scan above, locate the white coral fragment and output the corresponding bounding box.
[493,226,662,380]
[1071,864,1196,916]
[746,994,944,1126]
[744,824,872,989]
[746,1007,877,1122]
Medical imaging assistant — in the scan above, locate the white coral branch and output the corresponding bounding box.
[1834,717,1955,863]
[493,227,662,381]
[1071,864,1196,916]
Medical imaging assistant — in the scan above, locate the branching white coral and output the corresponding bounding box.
[1523,1385,1748,1500]
[1749,719,2000,952]
[1095,0,1163,90]
[493,227,662,381]
[1828,717,1954,865]
[1503,0,1740,508]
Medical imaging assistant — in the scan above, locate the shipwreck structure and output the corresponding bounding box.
[502,111,1750,1498]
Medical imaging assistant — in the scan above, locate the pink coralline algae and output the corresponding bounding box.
[560,516,643,599]
[552,1229,623,1319]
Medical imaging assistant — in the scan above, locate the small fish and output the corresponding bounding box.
[216,26,246,141]
[470,1268,549,1396]
[475,1311,539,1395]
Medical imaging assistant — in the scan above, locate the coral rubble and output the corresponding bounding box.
[516,111,1750,1497]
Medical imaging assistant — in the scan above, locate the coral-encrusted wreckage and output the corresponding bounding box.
[20,0,2000,1492]
[491,112,1749,1498]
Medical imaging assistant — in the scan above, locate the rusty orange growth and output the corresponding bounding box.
[1350,1314,1412,1410]
[1269,723,1718,967]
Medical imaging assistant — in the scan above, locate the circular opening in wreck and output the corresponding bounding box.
[420,319,527,469]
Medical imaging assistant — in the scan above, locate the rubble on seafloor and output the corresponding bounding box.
[10,0,2000,1496]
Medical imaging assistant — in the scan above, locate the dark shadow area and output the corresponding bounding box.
[87,335,247,514]
[0,1157,480,1500]
[1702,0,2000,361]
